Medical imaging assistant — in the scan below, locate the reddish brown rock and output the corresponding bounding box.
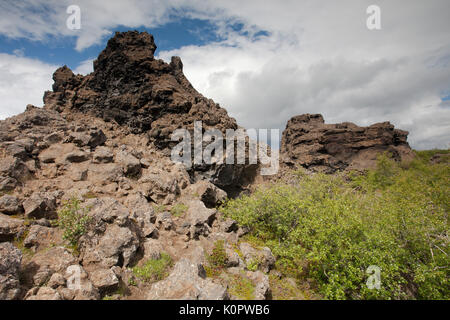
[281,114,414,172]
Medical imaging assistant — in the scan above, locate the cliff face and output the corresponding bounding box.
[281,114,414,172]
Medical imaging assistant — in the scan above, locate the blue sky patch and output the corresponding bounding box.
[0,17,231,71]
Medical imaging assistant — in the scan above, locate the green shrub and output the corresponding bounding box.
[132,252,173,283]
[246,259,259,272]
[205,240,228,277]
[221,153,449,300]
[227,272,255,300]
[170,203,188,217]
[154,204,167,213]
[57,198,91,248]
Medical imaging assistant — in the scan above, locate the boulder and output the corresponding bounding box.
[22,192,57,219]
[0,156,31,182]
[239,243,275,273]
[47,273,66,289]
[25,286,62,300]
[125,192,156,237]
[0,214,24,242]
[0,242,22,300]
[79,199,139,269]
[0,195,22,215]
[247,271,271,300]
[116,150,141,177]
[64,265,100,300]
[44,132,63,145]
[65,150,89,163]
[22,246,77,287]
[142,239,164,260]
[71,129,106,149]
[89,268,119,294]
[184,180,227,208]
[93,146,114,163]
[147,258,228,300]
[185,200,217,239]
[23,225,62,250]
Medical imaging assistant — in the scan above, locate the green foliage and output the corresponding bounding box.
[205,240,228,277]
[82,191,97,200]
[13,229,34,258]
[128,277,137,286]
[154,204,167,214]
[57,198,91,248]
[170,203,188,217]
[226,272,255,300]
[132,252,173,283]
[246,259,259,272]
[269,274,312,300]
[221,153,450,300]
[414,149,450,162]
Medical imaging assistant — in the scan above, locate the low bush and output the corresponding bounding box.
[132,252,173,283]
[57,198,91,248]
[205,240,228,277]
[221,151,449,299]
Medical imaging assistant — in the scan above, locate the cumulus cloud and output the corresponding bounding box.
[0,53,56,119]
[0,0,449,149]
[73,58,94,75]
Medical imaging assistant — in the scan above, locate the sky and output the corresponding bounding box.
[0,1,449,150]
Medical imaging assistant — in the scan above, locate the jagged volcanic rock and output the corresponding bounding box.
[280,114,414,172]
[42,30,255,189]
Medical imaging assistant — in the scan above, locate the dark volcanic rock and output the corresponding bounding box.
[43,30,255,189]
[281,114,414,172]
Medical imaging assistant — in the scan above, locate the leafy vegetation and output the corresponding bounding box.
[221,151,449,299]
[57,198,91,249]
[170,203,188,217]
[132,252,173,283]
[269,274,316,300]
[226,272,255,300]
[205,240,228,277]
[153,204,167,214]
[246,258,259,272]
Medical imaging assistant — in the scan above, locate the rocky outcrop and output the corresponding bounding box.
[281,114,414,172]
[42,31,256,190]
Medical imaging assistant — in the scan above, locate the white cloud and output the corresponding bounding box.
[0,53,56,119]
[73,58,94,75]
[0,0,449,149]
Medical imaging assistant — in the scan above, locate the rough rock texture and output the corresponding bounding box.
[21,246,78,288]
[42,31,256,190]
[0,242,22,300]
[0,214,24,242]
[281,114,414,172]
[147,258,228,300]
